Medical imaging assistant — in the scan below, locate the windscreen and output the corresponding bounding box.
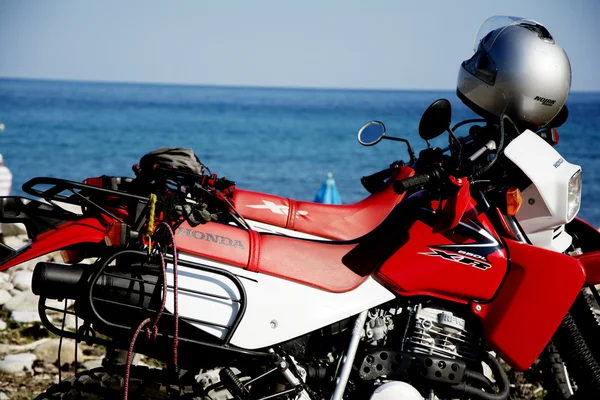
[473,16,542,52]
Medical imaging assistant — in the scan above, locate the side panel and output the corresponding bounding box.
[473,239,585,371]
[169,252,395,349]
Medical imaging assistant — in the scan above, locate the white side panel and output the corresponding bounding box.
[166,252,395,349]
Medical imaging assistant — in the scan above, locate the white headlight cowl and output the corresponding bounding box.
[567,169,582,221]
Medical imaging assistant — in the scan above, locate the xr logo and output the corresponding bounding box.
[246,200,309,216]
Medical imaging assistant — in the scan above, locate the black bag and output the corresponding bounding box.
[134,147,206,177]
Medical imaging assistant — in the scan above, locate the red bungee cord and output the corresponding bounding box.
[124,222,179,400]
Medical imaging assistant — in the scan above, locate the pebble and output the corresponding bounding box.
[3,290,38,312]
[0,391,8,400]
[0,352,37,374]
[0,289,12,306]
[12,270,33,291]
[10,311,41,323]
[0,320,6,331]
[34,338,84,364]
[2,236,26,251]
[83,358,103,370]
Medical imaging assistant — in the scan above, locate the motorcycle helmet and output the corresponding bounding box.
[457,16,571,130]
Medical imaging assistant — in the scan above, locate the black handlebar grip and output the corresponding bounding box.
[393,174,430,194]
[361,167,393,194]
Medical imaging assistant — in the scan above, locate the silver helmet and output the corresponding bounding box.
[457,16,572,130]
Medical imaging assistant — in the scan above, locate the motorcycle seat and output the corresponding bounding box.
[175,196,418,293]
[232,166,415,240]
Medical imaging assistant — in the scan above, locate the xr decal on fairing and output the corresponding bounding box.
[418,219,502,271]
[246,200,309,216]
[420,248,492,270]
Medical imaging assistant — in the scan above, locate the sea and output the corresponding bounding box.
[1,78,600,226]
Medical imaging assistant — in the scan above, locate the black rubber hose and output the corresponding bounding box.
[449,352,509,400]
[551,312,600,397]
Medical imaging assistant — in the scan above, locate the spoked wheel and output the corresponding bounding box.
[34,366,187,400]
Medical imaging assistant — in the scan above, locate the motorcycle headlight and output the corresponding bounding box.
[567,169,582,221]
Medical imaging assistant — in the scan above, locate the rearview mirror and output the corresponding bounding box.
[419,99,452,141]
[358,121,386,146]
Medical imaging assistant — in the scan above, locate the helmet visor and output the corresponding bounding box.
[473,16,542,52]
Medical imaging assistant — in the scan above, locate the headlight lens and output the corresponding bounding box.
[567,169,582,221]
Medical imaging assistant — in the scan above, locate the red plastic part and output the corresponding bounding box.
[233,166,415,240]
[174,221,376,293]
[576,251,600,285]
[472,239,586,371]
[376,215,507,303]
[0,218,107,271]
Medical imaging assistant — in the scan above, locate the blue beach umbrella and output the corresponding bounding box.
[314,172,342,204]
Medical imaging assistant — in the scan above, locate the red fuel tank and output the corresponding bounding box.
[376,200,507,303]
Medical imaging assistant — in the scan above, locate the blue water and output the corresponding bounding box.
[1,78,600,225]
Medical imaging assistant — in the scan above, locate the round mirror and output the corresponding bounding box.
[358,121,386,146]
[419,99,452,141]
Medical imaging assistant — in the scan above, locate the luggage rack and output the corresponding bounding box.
[37,249,272,359]
[22,176,150,224]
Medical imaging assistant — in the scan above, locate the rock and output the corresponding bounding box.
[0,289,11,306]
[10,311,41,323]
[83,359,103,370]
[0,352,37,374]
[34,338,84,365]
[3,289,37,312]
[0,320,6,331]
[0,391,8,400]
[1,223,27,237]
[8,288,21,296]
[12,271,33,291]
[2,236,26,251]
[0,281,13,291]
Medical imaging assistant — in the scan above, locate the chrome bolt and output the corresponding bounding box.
[475,305,482,312]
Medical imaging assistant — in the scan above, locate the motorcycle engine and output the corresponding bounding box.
[403,304,478,362]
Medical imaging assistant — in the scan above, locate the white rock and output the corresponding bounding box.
[8,288,21,296]
[83,359,103,370]
[3,289,37,312]
[0,352,37,374]
[0,272,9,283]
[34,339,84,364]
[2,223,27,237]
[12,271,33,291]
[0,391,9,400]
[2,236,26,251]
[0,319,6,331]
[0,281,13,291]
[0,290,11,306]
[10,311,41,323]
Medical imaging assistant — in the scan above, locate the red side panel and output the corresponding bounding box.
[0,218,107,271]
[473,239,586,371]
[233,166,415,240]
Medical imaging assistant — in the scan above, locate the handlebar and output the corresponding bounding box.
[361,167,394,194]
[393,174,430,194]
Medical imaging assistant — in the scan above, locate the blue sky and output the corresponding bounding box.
[0,0,598,91]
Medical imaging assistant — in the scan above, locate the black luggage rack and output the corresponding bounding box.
[22,176,151,229]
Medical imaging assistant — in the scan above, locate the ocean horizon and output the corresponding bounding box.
[1,77,600,226]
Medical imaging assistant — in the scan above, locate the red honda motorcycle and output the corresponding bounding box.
[1,96,600,400]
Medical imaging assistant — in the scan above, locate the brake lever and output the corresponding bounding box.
[468,140,497,162]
